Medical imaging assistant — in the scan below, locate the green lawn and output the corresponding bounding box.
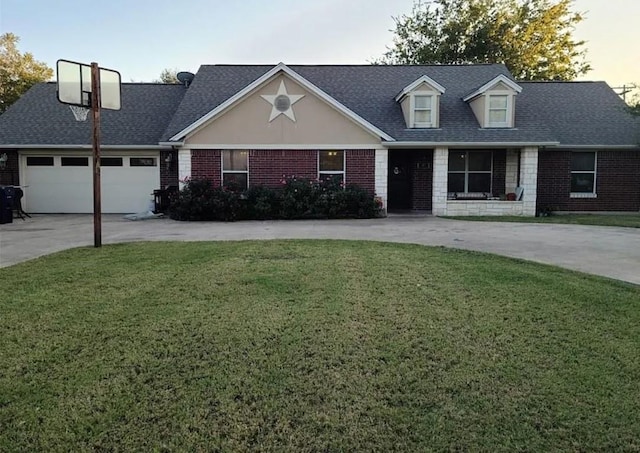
[1,241,639,451]
[443,213,640,228]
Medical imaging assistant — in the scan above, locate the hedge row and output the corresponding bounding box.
[169,177,383,221]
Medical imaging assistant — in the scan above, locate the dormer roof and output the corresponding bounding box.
[462,74,523,102]
[395,75,446,102]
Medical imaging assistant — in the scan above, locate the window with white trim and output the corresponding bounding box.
[487,95,509,127]
[448,151,493,194]
[222,150,249,188]
[570,151,596,195]
[412,94,433,128]
[318,150,344,184]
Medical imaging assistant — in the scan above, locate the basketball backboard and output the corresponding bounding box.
[56,59,122,110]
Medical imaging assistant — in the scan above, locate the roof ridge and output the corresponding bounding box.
[519,80,606,84]
[197,63,504,68]
[42,81,187,86]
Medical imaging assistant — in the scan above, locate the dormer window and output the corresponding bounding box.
[395,75,446,129]
[412,94,434,128]
[488,94,509,127]
[463,75,521,129]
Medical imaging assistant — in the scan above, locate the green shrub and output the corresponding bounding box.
[169,179,241,221]
[245,185,280,220]
[170,177,381,222]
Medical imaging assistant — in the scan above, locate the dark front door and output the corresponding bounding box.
[388,152,413,210]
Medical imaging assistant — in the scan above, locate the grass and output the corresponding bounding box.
[1,240,639,451]
[443,213,640,228]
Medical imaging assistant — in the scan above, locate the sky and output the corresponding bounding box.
[1,0,638,94]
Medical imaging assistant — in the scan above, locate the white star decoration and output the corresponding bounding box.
[260,81,304,122]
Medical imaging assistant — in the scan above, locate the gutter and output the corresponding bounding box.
[158,141,184,147]
[384,141,560,148]
[549,145,640,150]
[0,144,173,150]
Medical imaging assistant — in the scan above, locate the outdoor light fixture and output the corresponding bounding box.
[164,153,173,164]
[0,153,8,170]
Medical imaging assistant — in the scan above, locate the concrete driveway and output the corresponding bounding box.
[1,214,639,285]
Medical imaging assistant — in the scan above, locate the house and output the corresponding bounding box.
[0,63,638,216]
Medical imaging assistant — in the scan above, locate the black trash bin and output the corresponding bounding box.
[0,186,14,224]
[153,186,178,214]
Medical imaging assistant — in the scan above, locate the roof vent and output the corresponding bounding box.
[176,71,195,87]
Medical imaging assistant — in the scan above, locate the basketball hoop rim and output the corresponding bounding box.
[69,105,90,122]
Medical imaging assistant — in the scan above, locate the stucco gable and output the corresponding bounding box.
[173,63,393,145]
[185,73,384,146]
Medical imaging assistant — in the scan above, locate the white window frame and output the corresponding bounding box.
[570,151,597,198]
[410,92,437,128]
[221,150,249,189]
[485,93,512,128]
[318,150,345,183]
[447,150,494,195]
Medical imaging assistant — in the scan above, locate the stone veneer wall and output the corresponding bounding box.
[520,147,538,216]
[433,147,538,216]
[374,149,388,211]
[446,201,524,216]
[432,147,448,216]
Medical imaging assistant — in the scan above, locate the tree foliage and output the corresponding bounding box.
[627,89,640,116]
[379,0,591,81]
[155,68,179,84]
[0,33,53,114]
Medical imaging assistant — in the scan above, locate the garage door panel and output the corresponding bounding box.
[23,153,160,213]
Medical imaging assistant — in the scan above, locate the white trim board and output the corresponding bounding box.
[395,75,446,102]
[384,141,558,148]
[168,63,395,142]
[463,74,523,102]
[0,144,170,150]
[550,145,640,150]
[182,144,379,150]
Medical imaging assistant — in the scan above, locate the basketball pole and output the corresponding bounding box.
[91,62,102,248]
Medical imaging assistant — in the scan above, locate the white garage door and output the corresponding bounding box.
[22,154,160,213]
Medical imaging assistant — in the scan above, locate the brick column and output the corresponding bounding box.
[432,147,448,216]
[374,149,388,213]
[178,149,191,188]
[520,146,538,216]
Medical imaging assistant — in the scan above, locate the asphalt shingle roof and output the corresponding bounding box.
[162,63,555,144]
[518,81,640,146]
[0,82,186,146]
[1,65,638,148]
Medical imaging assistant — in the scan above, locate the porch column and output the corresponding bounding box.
[178,148,191,188]
[505,149,519,194]
[520,146,538,216]
[374,148,388,213]
[432,147,448,216]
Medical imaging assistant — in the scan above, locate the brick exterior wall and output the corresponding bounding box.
[345,150,375,194]
[537,150,640,212]
[0,150,19,186]
[160,150,178,188]
[191,150,222,187]
[188,149,376,193]
[492,150,506,197]
[412,150,432,210]
[249,150,317,187]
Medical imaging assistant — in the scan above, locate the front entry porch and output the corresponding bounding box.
[387,149,433,211]
[432,147,539,216]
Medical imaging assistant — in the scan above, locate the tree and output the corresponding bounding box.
[0,33,53,113]
[379,0,590,81]
[154,68,179,84]
[627,88,640,116]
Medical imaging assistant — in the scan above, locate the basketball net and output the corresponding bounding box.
[69,105,90,122]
